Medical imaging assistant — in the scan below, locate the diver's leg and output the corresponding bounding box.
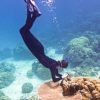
[19,8,44,57]
[20,11,37,33]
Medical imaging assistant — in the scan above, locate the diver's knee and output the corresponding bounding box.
[19,28,23,34]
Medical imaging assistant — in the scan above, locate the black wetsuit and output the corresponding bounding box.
[19,12,62,82]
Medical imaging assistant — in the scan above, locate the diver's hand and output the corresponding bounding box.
[61,74,68,79]
[62,74,71,80]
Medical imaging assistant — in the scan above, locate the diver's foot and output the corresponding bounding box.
[24,0,41,17]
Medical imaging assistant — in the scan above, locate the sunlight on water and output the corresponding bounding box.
[41,0,60,30]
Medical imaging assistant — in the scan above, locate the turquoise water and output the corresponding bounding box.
[0,0,100,99]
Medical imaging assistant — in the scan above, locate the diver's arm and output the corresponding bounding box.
[50,65,62,82]
[55,69,62,77]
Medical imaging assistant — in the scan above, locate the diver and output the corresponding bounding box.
[20,0,69,82]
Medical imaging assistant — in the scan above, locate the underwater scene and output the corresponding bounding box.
[0,0,100,100]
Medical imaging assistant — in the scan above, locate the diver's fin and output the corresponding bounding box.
[24,0,41,17]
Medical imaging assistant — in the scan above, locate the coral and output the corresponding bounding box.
[0,90,5,97]
[27,70,34,79]
[32,60,39,71]
[61,76,100,100]
[67,36,90,50]
[0,61,16,73]
[13,45,34,60]
[72,58,98,77]
[20,93,40,100]
[0,96,11,100]
[22,83,33,93]
[0,72,15,89]
[32,60,51,80]
[36,67,51,80]
[38,81,83,100]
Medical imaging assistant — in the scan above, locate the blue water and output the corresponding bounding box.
[1,0,100,99]
[0,0,100,49]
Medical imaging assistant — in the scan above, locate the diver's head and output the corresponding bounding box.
[56,60,68,70]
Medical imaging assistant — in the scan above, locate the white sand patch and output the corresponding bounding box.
[1,48,63,100]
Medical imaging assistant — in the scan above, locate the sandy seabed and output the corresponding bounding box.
[1,48,63,100]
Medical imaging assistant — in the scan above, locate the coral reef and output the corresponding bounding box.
[20,93,41,100]
[63,35,100,65]
[61,76,100,100]
[13,45,34,60]
[22,83,33,93]
[0,61,16,73]
[0,72,15,89]
[0,61,16,89]
[32,60,51,80]
[72,58,99,77]
[63,36,91,66]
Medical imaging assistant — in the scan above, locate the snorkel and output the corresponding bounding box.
[65,56,70,61]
